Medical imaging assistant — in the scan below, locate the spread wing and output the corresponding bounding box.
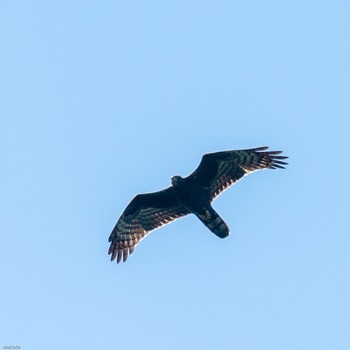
[108,187,190,263]
[188,146,288,201]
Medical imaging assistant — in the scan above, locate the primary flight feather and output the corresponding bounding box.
[108,146,288,263]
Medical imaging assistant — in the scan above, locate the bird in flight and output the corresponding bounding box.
[108,146,288,263]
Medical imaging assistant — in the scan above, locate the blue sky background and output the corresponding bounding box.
[1,1,349,349]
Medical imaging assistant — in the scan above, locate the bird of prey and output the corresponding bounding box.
[108,146,288,263]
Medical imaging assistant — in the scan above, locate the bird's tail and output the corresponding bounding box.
[196,207,230,239]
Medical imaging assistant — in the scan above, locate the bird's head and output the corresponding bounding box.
[171,175,184,187]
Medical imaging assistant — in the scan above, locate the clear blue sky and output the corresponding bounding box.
[1,1,349,349]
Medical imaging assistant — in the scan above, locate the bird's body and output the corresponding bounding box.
[171,175,229,238]
[108,146,288,263]
[171,175,209,212]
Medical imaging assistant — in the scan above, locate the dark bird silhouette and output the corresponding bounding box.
[108,146,288,263]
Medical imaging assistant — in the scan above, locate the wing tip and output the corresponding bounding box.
[249,146,289,169]
[248,146,269,152]
[108,239,136,264]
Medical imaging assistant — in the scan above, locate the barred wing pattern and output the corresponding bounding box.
[189,146,288,201]
[108,188,190,263]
